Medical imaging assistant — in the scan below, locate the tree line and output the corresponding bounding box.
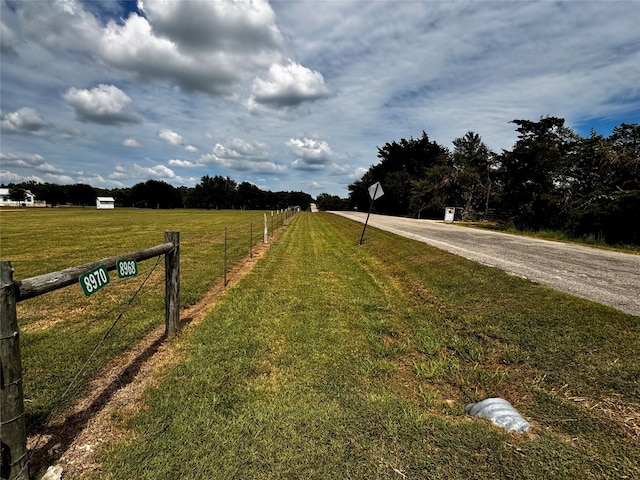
[339,118,639,245]
[3,175,314,211]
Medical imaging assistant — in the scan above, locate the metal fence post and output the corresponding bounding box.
[264,213,268,244]
[1,261,28,480]
[164,231,180,336]
[224,227,228,287]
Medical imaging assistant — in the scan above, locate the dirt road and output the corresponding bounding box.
[332,211,640,316]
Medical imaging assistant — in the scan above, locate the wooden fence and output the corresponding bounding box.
[0,231,180,480]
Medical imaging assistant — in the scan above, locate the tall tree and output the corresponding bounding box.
[568,124,640,243]
[316,193,347,211]
[497,117,577,229]
[129,180,182,208]
[238,182,264,210]
[452,132,496,219]
[348,131,450,216]
[66,183,97,206]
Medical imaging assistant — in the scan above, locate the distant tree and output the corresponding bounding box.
[130,180,182,208]
[452,132,497,219]
[316,193,347,211]
[8,187,27,203]
[110,187,133,207]
[194,175,239,209]
[67,183,97,206]
[409,161,459,219]
[282,191,314,210]
[38,183,67,206]
[238,182,265,209]
[348,170,377,213]
[348,131,450,216]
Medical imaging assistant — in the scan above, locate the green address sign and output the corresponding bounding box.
[116,259,138,278]
[79,265,110,297]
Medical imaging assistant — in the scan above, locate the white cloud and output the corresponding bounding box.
[159,128,184,145]
[184,145,197,152]
[0,170,24,183]
[123,138,141,147]
[168,159,197,168]
[77,173,123,188]
[199,137,287,174]
[0,152,62,173]
[249,61,330,111]
[63,84,141,125]
[286,137,334,170]
[139,0,283,53]
[211,137,268,159]
[108,162,187,185]
[10,0,101,51]
[133,163,176,178]
[0,151,74,184]
[108,165,128,180]
[97,0,284,95]
[287,137,333,162]
[1,107,48,135]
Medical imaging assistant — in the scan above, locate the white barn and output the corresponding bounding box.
[96,197,115,209]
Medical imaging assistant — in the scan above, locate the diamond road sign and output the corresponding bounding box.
[368,182,384,201]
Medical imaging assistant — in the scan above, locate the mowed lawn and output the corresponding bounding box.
[0,207,270,421]
[93,212,638,479]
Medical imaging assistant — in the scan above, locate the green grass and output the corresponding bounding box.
[0,208,273,422]
[464,221,640,253]
[93,213,638,479]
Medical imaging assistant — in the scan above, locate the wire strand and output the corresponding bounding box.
[22,254,164,473]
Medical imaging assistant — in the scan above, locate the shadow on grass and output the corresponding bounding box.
[27,333,166,475]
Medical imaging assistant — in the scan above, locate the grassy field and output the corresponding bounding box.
[0,207,274,423]
[1,209,638,478]
[85,212,638,479]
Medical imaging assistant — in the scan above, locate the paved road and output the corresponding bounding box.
[331,211,640,316]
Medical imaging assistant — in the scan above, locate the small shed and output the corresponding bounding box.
[96,197,115,209]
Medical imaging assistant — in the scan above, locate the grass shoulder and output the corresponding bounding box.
[456,220,640,254]
[94,212,639,479]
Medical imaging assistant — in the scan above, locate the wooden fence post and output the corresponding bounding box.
[164,231,180,336]
[1,261,28,480]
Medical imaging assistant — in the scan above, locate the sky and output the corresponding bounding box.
[1,0,639,198]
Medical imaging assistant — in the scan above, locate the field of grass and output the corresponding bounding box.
[1,209,638,478]
[85,212,638,479]
[0,207,274,424]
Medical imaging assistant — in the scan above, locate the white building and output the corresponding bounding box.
[0,187,36,207]
[96,197,116,209]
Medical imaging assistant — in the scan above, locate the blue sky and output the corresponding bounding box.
[1,0,639,198]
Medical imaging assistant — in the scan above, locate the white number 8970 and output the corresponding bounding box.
[83,269,108,293]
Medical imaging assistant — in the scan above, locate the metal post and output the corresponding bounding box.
[359,183,379,245]
[1,261,28,480]
[164,231,180,336]
[264,213,268,244]
[224,227,228,287]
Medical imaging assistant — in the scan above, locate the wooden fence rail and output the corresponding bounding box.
[0,231,180,480]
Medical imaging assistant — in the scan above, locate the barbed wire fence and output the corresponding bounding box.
[1,209,300,479]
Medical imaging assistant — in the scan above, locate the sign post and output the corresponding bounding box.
[359,181,384,245]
